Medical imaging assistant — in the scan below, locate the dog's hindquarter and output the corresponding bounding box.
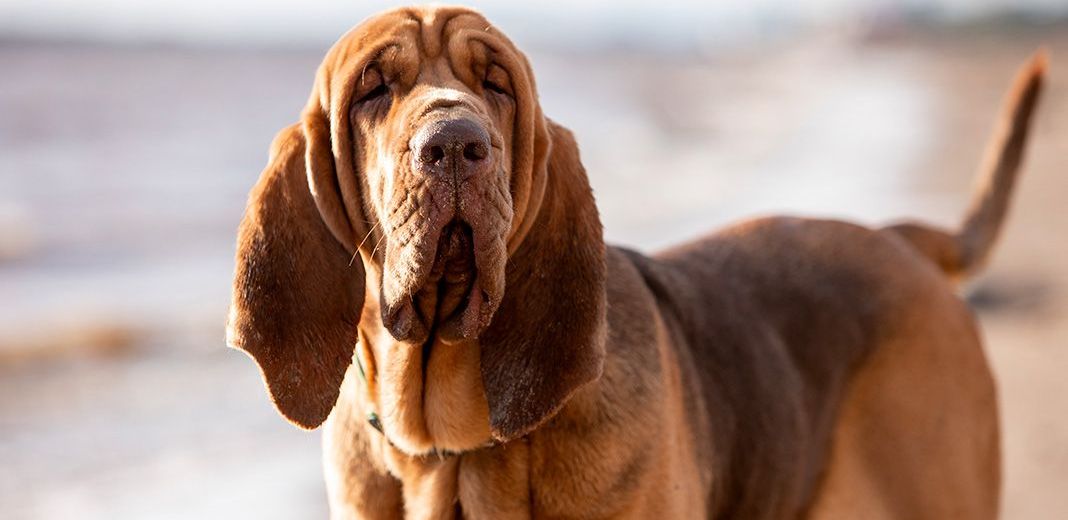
[626,216,999,518]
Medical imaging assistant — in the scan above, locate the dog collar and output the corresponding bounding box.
[353,345,385,434]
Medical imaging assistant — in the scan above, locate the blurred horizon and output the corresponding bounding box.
[2,0,1068,50]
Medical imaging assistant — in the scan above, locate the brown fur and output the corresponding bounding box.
[227,6,1046,519]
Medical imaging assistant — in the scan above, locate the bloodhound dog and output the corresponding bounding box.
[227,5,1046,519]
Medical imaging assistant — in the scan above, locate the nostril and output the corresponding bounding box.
[429,145,445,163]
[463,142,488,162]
[420,144,446,164]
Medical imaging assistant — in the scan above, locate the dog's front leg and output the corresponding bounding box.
[323,369,404,520]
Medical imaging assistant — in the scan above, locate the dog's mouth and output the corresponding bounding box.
[382,219,497,345]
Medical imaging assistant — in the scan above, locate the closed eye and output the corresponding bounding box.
[483,80,508,95]
[357,83,390,103]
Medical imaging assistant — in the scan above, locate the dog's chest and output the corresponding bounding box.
[385,439,532,519]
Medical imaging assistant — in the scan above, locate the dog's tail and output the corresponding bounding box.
[885,49,1047,282]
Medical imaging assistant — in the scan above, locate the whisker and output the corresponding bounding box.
[370,232,389,261]
[350,220,381,267]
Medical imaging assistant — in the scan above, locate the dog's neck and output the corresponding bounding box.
[355,272,495,456]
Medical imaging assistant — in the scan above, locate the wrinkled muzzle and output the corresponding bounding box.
[379,110,512,345]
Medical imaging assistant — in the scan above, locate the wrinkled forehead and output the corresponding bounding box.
[321,7,511,92]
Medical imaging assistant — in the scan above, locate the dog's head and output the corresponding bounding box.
[227,6,606,442]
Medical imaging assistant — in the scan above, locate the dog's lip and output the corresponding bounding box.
[432,221,489,344]
[382,220,486,344]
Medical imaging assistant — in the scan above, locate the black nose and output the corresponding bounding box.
[410,118,491,179]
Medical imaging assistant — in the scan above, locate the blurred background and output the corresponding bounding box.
[1,1,1066,518]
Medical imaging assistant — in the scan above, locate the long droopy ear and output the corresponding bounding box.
[226,121,365,430]
[479,121,608,441]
